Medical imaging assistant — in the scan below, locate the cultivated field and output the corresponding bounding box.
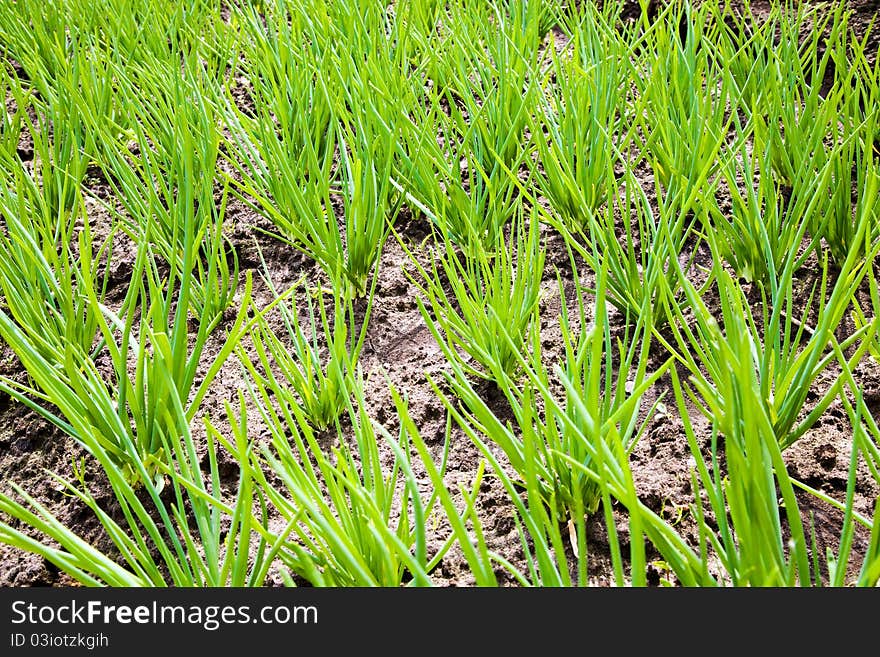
[1,0,879,586]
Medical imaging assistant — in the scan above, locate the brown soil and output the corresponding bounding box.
[1,0,878,587]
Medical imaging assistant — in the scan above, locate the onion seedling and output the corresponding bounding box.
[431,259,669,523]
[532,1,634,229]
[406,208,545,382]
[0,390,284,586]
[245,373,440,586]
[238,273,372,433]
[660,231,879,451]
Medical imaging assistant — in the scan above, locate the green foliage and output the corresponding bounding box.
[245,377,443,586]
[432,260,669,523]
[407,209,545,382]
[238,274,371,433]
[0,0,877,589]
[0,391,283,586]
[532,2,633,227]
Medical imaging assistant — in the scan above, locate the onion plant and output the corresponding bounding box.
[0,0,75,101]
[555,168,700,326]
[224,7,399,297]
[222,104,343,288]
[426,267,707,585]
[27,76,90,217]
[396,0,540,250]
[441,0,541,171]
[330,28,410,292]
[396,93,524,253]
[707,1,840,119]
[0,75,246,483]
[405,208,545,382]
[660,234,879,451]
[669,331,880,586]
[634,1,733,219]
[432,260,669,523]
[532,1,634,229]
[400,382,587,587]
[851,269,880,366]
[244,374,442,586]
[0,65,26,158]
[752,4,847,188]
[813,124,879,268]
[0,236,251,486]
[0,73,110,362]
[224,0,335,176]
[669,313,813,586]
[705,112,823,289]
[335,125,401,298]
[93,55,236,320]
[807,27,880,267]
[237,270,373,433]
[705,0,779,115]
[0,390,284,586]
[0,153,108,365]
[420,366,712,587]
[233,0,335,163]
